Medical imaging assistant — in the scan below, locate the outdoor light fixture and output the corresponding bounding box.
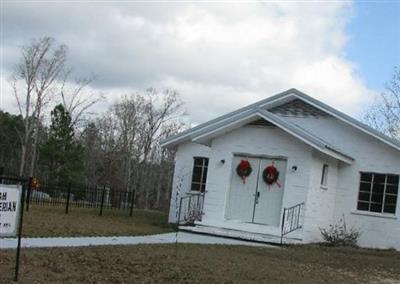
[291,165,298,172]
[220,159,225,164]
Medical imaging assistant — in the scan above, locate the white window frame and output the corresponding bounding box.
[320,164,329,188]
[190,157,209,193]
[356,172,399,215]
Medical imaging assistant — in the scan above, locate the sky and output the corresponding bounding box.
[346,1,400,90]
[1,0,399,125]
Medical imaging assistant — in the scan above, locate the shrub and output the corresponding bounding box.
[320,215,361,247]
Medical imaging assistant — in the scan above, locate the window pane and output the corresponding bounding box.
[194,158,204,166]
[192,166,202,183]
[384,195,397,205]
[321,164,328,186]
[387,175,399,185]
[374,174,386,183]
[359,182,371,192]
[202,167,208,184]
[371,193,383,203]
[370,203,382,212]
[372,183,384,194]
[204,159,209,166]
[384,205,396,214]
[360,173,372,182]
[201,184,206,193]
[386,185,398,194]
[358,192,370,202]
[357,202,369,211]
[191,183,201,191]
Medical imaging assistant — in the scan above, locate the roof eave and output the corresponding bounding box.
[162,87,400,155]
[288,89,400,152]
[257,110,354,164]
[189,109,354,164]
[322,147,354,164]
[160,89,299,148]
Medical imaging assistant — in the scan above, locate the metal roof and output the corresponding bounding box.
[161,88,400,157]
[190,108,354,164]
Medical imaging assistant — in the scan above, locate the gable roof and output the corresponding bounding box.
[191,108,354,164]
[161,88,400,157]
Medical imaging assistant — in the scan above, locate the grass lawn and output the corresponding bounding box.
[0,244,399,283]
[21,205,174,237]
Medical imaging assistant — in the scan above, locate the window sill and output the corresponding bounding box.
[351,210,397,220]
[187,191,206,195]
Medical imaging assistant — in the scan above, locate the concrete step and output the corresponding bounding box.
[179,224,302,245]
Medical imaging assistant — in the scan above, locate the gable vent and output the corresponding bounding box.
[247,118,276,127]
[269,99,330,118]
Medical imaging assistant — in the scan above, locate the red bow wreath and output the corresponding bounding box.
[236,160,252,184]
[262,163,281,188]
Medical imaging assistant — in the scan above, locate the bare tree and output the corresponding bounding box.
[364,66,400,139]
[96,112,121,186]
[79,88,186,209]
[113,94,144,194]
[60,72,104,128]
[12,37,67,176]
[135,88,184,208]
[154,122,182,208]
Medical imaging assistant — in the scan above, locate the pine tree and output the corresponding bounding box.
[0,111,24,175]
[40,104,83,184]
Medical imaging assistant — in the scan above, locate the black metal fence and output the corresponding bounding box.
[26,183,136,216]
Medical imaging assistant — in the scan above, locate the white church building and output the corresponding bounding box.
[161,89,400,250]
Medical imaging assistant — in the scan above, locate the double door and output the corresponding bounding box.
[226,156,286,226]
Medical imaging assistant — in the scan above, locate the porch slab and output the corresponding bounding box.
[180,223,302,245]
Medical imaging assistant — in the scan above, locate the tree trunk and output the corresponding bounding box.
[29,100,43,178]
[19,144,26,176]
[29,124,40,177]
[19,101,31,177]
[18,128,30,176]
[155,154,166,209]
[144,162,151,209]
[165,161,175,202]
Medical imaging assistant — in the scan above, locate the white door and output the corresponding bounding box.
[225,156,260,222]
[226,156,285,227]
[253,159,286,226]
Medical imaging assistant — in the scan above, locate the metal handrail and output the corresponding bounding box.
[280,202,305,244]
[177,192,205,226]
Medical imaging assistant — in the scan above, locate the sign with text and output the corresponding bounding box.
[0,184,21,237]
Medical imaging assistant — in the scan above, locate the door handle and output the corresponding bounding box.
[255,191,260,204]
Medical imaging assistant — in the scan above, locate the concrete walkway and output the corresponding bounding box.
[0,232,274,250]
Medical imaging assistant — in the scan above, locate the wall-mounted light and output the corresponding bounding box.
[220,159,225,164]
[291,165,298,172]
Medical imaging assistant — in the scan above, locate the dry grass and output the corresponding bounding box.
[21,205,174,237]
[2,205,399,283]
[0,244,399,283]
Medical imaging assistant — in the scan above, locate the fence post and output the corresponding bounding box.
[177,197,183,227]
[280,209,286,245]
[129,189,135,217]
[99,185,106,216]
[65,183,72,214]
[25,179,32,212]
[14,177,31,282]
